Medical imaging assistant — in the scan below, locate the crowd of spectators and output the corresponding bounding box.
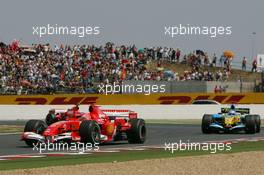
[0,41,253,94]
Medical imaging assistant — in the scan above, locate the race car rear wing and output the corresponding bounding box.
[221,108,250,114]
[102,109,137,119]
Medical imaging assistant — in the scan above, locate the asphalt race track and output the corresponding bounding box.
[0,124,263,156]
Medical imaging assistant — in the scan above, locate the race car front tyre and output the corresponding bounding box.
[245,115,256,134]
[24,120,47,147]
[79,120,101,145]
[201,114,212,134]
[253,115,261,133]
[127,118,146,144]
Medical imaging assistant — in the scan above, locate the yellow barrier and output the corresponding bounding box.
[0,93,263,105]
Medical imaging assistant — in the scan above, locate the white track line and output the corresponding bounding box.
[0,155,46,158]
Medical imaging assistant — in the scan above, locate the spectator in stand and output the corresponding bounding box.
[252,59,257,72]
[212,53,217,67]
[242,57,247,71]
[214,85,218,93]
[171,48,176,62]
[176,49,181,63]
[214,85,227,93]
[219,54,225,67]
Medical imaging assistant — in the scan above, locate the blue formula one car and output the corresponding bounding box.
[202,105,261,134]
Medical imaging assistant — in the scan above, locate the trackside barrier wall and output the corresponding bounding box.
[0,93,264,105]
[0,105,263,120]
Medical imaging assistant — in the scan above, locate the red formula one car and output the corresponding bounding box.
[21,104,146,147]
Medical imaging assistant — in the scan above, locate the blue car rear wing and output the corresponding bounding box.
[221,108,250,114]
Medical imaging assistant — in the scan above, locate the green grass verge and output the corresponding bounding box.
[0,125,23,133]
[0,141,264,171]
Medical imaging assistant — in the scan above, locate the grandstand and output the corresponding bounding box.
[0,41,263,94]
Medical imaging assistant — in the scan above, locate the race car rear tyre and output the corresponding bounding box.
[253,115,261,133]
[201,114,212,134]
[80,120,101,145]
[24,120,47,147]
[127,118,146,144]
[245,115,256,134]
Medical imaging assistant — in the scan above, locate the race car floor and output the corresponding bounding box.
[0,124,263,156]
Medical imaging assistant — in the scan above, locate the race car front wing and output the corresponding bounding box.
[209,123,246,131]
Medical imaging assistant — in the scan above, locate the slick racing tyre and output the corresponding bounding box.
[127,118,146,144]
[24,120,47,147]
[201,114,213,134]
[80,120,101,145]
[253,115,261,133]
[245,115,256,134]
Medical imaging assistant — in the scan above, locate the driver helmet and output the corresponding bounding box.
[229,104,236,115]
[229,110,236,115]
